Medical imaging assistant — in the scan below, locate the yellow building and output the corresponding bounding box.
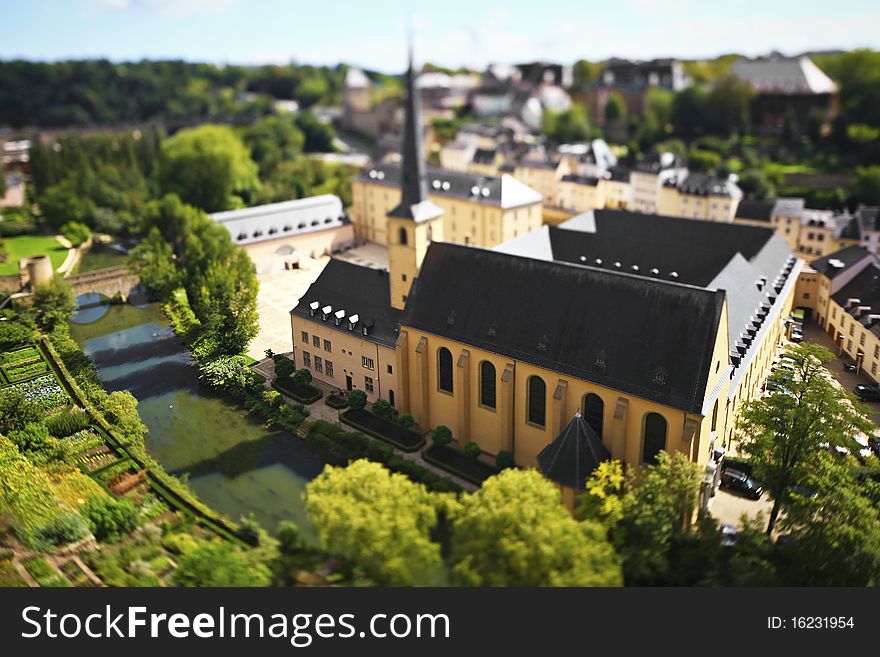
[658,172,741,222]
[556,174,606,214]
[350,162,543,247]
[603,167,632,209]
[513,159,570,205]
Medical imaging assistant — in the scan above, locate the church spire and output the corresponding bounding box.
[388,44,442,222]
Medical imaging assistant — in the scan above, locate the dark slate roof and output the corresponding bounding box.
[538,412,611,489]
[551,209,778,287]
[562,174,600,186]
[664,171,732,196]
[837,214,860,241]
[388,50,436,221]
[736,199,775,222]
[472,148,497,165]
[831,262,880,338]
[811,245,873,280]
[402,242,725,413]
[290,259,401,348]
[608,166,631,182]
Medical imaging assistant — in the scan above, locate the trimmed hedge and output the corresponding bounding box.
[308,421,462,493]
[325,393,348,410]
[423,444,499,485]
[341,409,425,452]
[273,376,322,404]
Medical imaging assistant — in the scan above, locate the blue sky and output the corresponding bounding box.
[2,0,879,72]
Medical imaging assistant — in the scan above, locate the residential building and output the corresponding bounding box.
[513,158,571,205]
[208,195,355,274]
[658,172,742,222]
[603,166,632,209]
[630,153,687,214]
[731,55,839,136]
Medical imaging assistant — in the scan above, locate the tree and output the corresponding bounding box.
[294,111,336,153]
[671,86,711,139]
[128,227,180,300]
[241,115,305,177]
[31,276,75,330]
[431,425,452,446]
[159,124,260,212]
[273,355,295,379]
[174,540,271,587]
[60,221,91,247]
[572,59,597,90]
[372,398,392,419]
[604,93,626,122]
[688,148,722,173]
[292,367,313,387]
[82,495,139,542]
[38,180,96,229]
[347,388,366,411]
[854,165,880,206]
[707,73,753,135]
[541,103,593,143]
[100,391,146,444]
[0,389,42,434]
[777,453,880,586]
[449,469,622,586]
[609,452,701,585]
[738,169,776,199]
[577,459,625,528]
[736,343,873,535]
[304,460,443,586]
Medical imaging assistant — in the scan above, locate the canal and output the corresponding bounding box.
[69,291,325,537]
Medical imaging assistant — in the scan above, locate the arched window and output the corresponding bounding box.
[426,225,433,242]
[438,347,453,394]
[399,226,408,246]
[527,375,546,427]
[711,399,719,432]
[583,393,604,439]
[642,412,667,464]
[479,361,496,409]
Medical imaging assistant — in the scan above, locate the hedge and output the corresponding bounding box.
[273,376,322,404]
[341,409,425,452]
[422,444,498,485]
[325,393,349,410]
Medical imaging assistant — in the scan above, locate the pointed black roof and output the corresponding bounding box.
[387,48,442,223]
[538,412,611,490]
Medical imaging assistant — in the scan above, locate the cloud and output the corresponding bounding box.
[89,0,237,17]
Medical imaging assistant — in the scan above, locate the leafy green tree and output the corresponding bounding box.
[577,459,625,528]
[174,540,271,587]
[542,103,593,143]
[347,388,366,411]
[128,227,180,300]
[736,343,873,535]
[304,460,443,586]
[572,59,597,90]
[0,389,42,434]
[82,495,139,542]
[273,355,295,379]
[295,75,330,107]
[449,469,622,586]
[738,169,776,199]
[707,73,754,135]
[159,124,261,212]
[294,111,336,152]
[604,93,626,122]
[31,276,75,330]
[241,115,305,177]
[778,453,880,586]
[688,148,722,172]
[854,165,880,205]
[38,180,96,230]
[60,220,91,247]
[671,86,711,138]
[293,367,313,387]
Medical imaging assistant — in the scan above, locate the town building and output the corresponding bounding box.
[630,153,687,214]
[208,195,355,275]
[291,49,801,507]
[731,55,839,136]
[658,172,742,222]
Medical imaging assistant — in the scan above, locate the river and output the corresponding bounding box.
[69,291,325,537]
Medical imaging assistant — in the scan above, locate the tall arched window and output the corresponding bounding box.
[527,375,546,427]
[642,412,667,464]
[583,393,604,439]
[399,226,408,246]
[479,361,496,409]
[438,347,453,394]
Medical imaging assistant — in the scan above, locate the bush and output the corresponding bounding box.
[274,355,295,379]
[373,398,392,419]
[464,442,482,459]
[496,450,516,470]
[32,513,90,551]
[0,322,33,350]
[162,532,200,556]
[45,409,91,438]
[292,367,312,386]
[61,221,92,247]
[348,389,367,411]
[398,413,415,429]
[432,425,452,447]
[82,496,139,543]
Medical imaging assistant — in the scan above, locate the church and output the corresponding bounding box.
[289,50,802,504]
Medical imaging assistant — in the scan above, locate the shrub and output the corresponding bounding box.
[32,513,90,551]
[347,389,367,411]
[0,321,33,350]
[496,450,516,470]
[432,425,452,447]
[292,367,312,386]
[373,398,392,419]
[398,413,415,429]
[162,532,200,556]
[274,355,295,379]
[464,442,482,459]
[61,221,92,247]
[82,496,139,543]
[45,408,91,438]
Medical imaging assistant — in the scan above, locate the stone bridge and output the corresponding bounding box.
[66,266,141,301]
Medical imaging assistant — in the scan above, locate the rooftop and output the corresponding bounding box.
[811,245,874,280]
[831,262,880,339]
[732,55,838,95]
[209,195,347,246]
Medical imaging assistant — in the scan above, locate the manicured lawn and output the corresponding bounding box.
[0,234,68,275]
[341,409,425,452]
[423,444,498,484]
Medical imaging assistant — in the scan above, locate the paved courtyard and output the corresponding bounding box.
[247,243,389,360]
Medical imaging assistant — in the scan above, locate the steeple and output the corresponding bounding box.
[387,45,442,223]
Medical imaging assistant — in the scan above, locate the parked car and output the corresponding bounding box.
[790,331,803,343]
[854,384,880,402]
[843,363,858,373]
[720,524,738,547]
[720,468,764,499]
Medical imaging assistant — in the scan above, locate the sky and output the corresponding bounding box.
[1,0,879,72]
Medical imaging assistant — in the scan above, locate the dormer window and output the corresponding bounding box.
[298,222,306,229]
[347,313,359,331]
[321,305,332,321]
[334,309,345,326]
[309,301,320,317]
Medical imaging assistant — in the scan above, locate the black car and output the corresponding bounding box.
[843,363,859,373]
[720,468,763,500]
[854,384,880,402]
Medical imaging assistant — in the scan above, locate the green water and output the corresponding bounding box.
[75,244,129,273]
[69,295,325,537]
